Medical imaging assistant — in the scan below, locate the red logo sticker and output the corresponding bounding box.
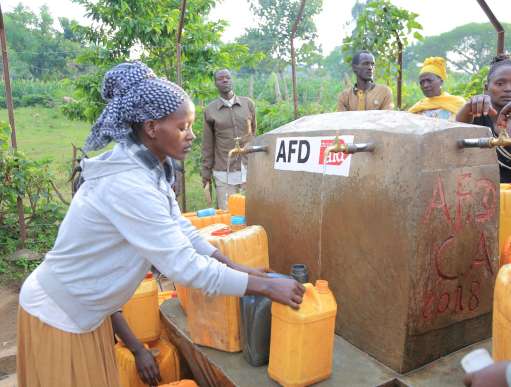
[319,139,347,166]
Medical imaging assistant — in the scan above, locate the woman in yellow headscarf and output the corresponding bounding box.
[408,57,465,120]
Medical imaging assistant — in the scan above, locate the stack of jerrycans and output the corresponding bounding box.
[185,223,270,352]
[176,195,246,313]
[182,208,231,229]
[116,273,181,387]
[176,208,232,313]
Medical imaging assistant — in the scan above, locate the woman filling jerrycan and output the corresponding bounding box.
[268,279,337,387]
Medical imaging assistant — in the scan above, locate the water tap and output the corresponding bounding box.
[228,136,268,159]
[228,137,244,159]
[324,135,375,163]
[458,126,511,149]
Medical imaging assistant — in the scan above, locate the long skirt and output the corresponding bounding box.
[17,306,120,387]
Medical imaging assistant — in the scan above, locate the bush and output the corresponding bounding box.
[0,79,67,108]
[0,122,65,257]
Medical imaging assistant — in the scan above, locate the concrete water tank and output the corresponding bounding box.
[245,111,499,373]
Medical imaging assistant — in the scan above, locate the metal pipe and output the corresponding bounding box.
[243,145,268,154]
[476,0,505,55]
[458,131,511,149]
[324,140,376,157]
[228,144,268,159]
[457,138,493,149]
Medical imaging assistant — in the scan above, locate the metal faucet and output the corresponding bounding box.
[228,137,268,159]
[324,135,375,162]
[458,126,511,149]
[228,137,244,159]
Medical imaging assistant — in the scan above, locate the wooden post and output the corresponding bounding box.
[176,0,187,211]
[0,4,27,246]
[397,37,403,110]
[290,0,306,120]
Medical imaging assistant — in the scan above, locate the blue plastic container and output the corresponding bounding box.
[231,215,246,225]
[196,208,216,217]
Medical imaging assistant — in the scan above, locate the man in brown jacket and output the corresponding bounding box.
[337,50,394,111]
[202,69,256,210]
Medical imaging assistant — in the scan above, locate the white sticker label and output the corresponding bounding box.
[274,136,354,176]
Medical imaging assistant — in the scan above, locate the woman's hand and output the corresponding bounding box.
[456,95,497,123]
[246,276,305,309]
[468,95,497,118]
[134,347,161,386]
[496,101,511,131]
[463,362,509,387]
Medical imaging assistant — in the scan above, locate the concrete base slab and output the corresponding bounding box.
[161,299,492,387]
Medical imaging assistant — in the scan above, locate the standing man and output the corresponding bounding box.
[202,69,256,210]
[337,50,394,111]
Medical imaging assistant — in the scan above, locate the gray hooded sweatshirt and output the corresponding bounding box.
[34,139,248,331]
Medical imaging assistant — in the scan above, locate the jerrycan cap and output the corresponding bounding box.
[197,208,216,218]
[315,280,329,293]
[231,215,246,225]
[290,264,309,284]
[211,226,233,236]
[145,272,153,279]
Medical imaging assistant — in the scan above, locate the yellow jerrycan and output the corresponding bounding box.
[122,272,160,343]
[500,184,511,266]
[176,212,231,313]
[185,224,270,352]
[159,381,198,387]
[493,264,511,360]
[183,209,231,229]
[227,193,246,216]
[115,338,181,387]
[268,280,337,387]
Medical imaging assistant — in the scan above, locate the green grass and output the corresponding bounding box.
[0,107,210,211]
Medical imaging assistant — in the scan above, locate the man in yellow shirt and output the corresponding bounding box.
[337,50,394,111]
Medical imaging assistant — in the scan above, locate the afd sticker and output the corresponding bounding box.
[274,136,354,176]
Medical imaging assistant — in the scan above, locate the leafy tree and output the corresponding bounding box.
[343,0,422,70]
[2,4,85,80]
[247,0,323,70]
[68,0,258,122]
[342,0,423,108]
[405,23,511,76]
[321,46,350,80]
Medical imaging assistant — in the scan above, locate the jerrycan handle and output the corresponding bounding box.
[303,280,330,309]
[303,283,318,308]
[211,226,233,236]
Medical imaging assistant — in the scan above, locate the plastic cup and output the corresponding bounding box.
[461,348,494,373]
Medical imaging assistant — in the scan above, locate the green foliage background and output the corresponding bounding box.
[0,0,508,271]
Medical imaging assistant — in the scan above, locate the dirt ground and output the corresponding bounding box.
[0,283,19,385]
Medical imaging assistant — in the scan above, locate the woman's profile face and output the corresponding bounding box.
[149,99,196,161]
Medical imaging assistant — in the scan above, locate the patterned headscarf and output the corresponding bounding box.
[84,61,188,151]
